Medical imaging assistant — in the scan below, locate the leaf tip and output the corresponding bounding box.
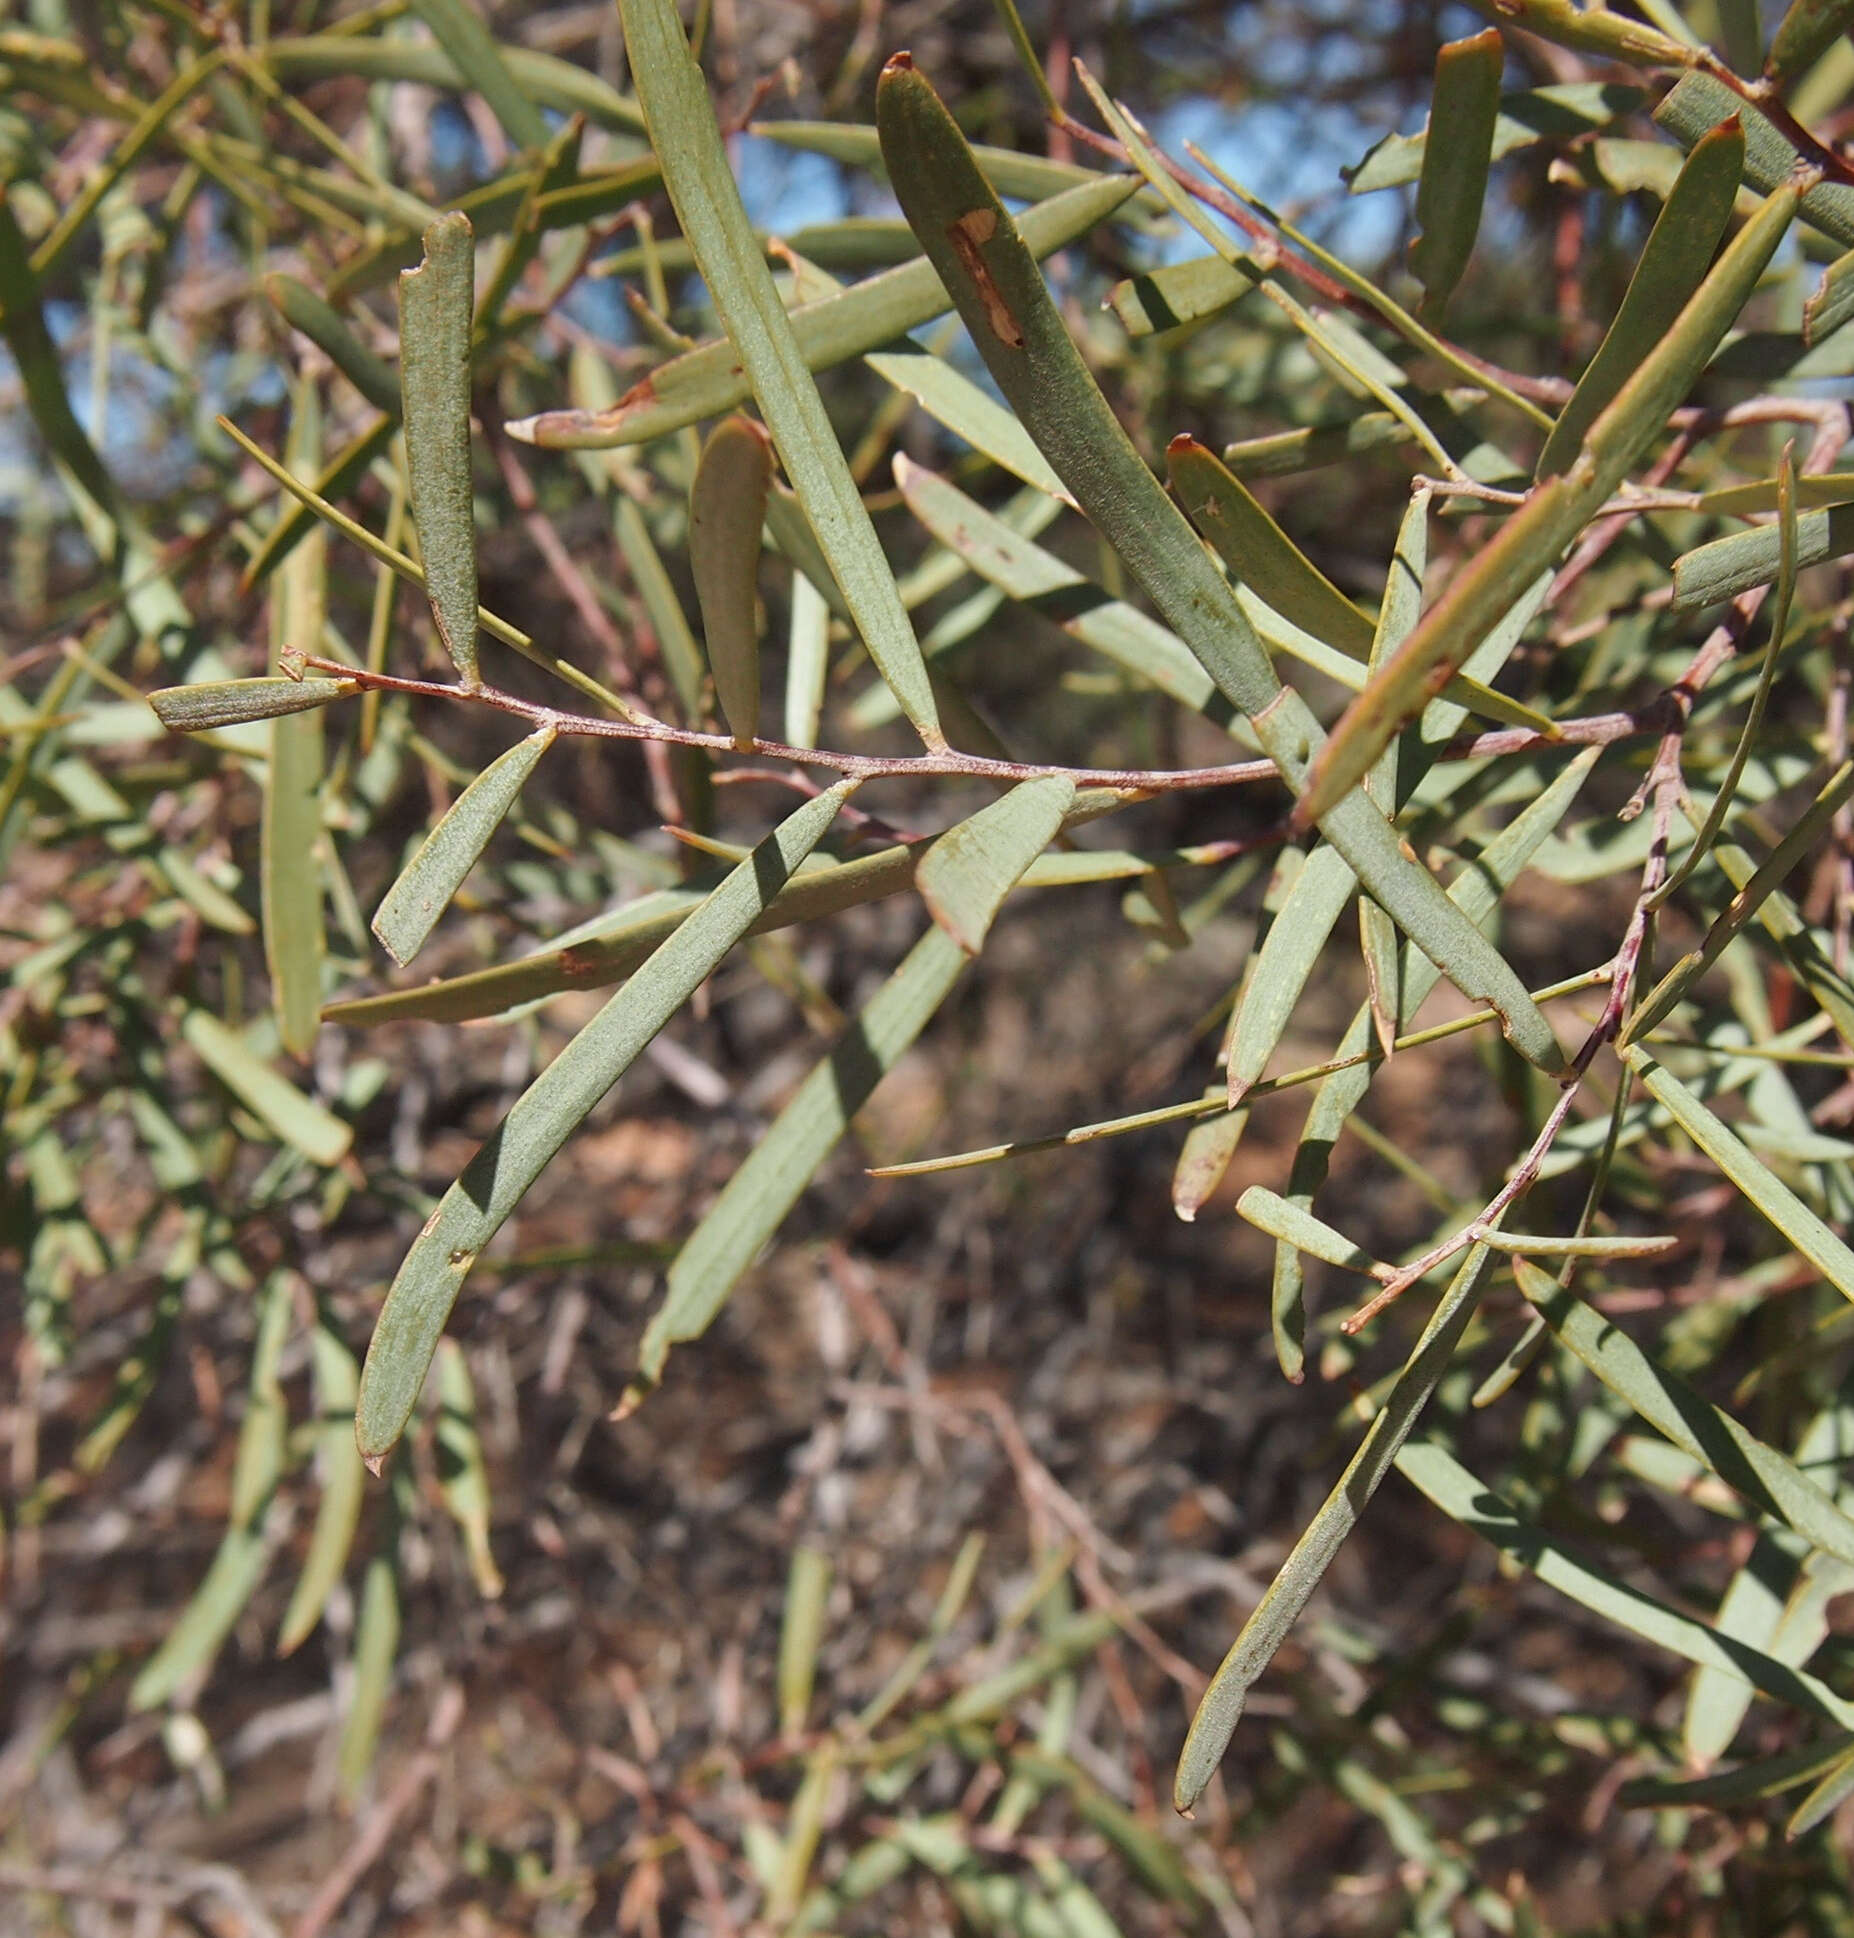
[882,49,916,75]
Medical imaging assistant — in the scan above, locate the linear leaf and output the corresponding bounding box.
[1657,71,1854,246]
[1166,437,1376,655]
[354,782,857,1464]
[264,34,645,136]
[182,1009,351,1167]
[1624,1734,1854,1808]
[407,0,548,149]
[1109,253,1258,337]
[509,174,1137,450]
[240,415,399,594]
[1219,408,1423,478]
[1268,748,1601,1382]
[338,1551,399,1802]
[863,342,1072,500]
[128,1527,272,1711]
[1673,503,1854,606]
[1409,31,1504,317]
[150,676,359,734]
[690,416,774,748]
[220,415,636,718]
[277,1320,364,1655]
[630,925,968,1399]
[1176,1245,1494,1812]
[1629,761,1854,1039]
[434,1338,502,1597]
[616,0,943,746]
[785,570,830,748]
[1686,1534,1803,1765]
[876,56,1565,1075]
[779,1547,833,1736]
[1346,82,1643,193]
[1769,0,1854,83]
[373,728,556,966]
[752,116,1136,205]
[1513,1259,1854,1565]
[325,812,1196,1030]
[1537,118,1746,479]
[1624,1046,1854,1301]
[399,212,480,685]
[1695,470,1854,514]
[1790,1738,1854,1835]
[1236,1186,1390,1276]
[1805,245,1854,344]
[1225,841,1355,1105]
[130,1275,293,1709]
[264,381,330,1061]
[266,274,401,416]
[1686,1404,1854,1766]
[1298,160,1795,827]
[917,778,1075,954]
[1396,1441,1854,1731]
[894,457,1218,711]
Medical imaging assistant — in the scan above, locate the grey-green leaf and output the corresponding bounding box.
[507,172,1138,450]
[876,54,1564,1076]
[1624,1047,1854,1302]
[1409,31,1504,317]
[617,0,943,747]
[354,781,858,1466]
[181,1009,352,1167]
[150,676,359,734]
[630,925,969,1399]
[917,778,1075,955]
[689,415,774,748]
[277,1320,364,1654]
[1166,437,1376,656]
[399,211,480,685]
[1397,1441,1854,1731]
[407,0,549,150]
[1537,117,1746,479]
[372,727,555,966]
[1175,1245,1494,1812]
[1513,1258,1854,1566]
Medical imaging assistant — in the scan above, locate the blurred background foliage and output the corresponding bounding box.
[8,1,1854,1935]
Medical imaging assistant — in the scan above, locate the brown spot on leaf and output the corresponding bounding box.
[946,208,1024,349]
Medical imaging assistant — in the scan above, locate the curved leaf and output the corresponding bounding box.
[1537,118,1746,479]
[1409,30,1504,317]
[371,727,556,966]
[1176,1245,1494,1811]
[1166,437,1375,655]
[689,416,774,748]
[917,776,1075,954]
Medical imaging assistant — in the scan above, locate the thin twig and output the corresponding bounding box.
[300,656,1669,801]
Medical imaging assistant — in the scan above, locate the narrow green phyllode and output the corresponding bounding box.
[399,211,480,684]
[1408,30,1504,318]
[689,415,774,749]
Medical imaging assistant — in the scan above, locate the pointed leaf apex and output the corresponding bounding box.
[884,50,915,72]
